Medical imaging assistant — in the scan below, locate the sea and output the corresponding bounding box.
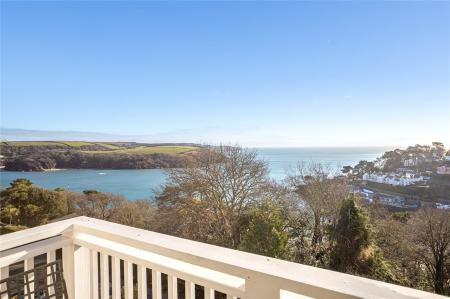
[0,147,390,200]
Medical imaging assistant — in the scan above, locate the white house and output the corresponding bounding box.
[437,165,450,175]
[436,203,450,210]
[403,158,416,167]
[362,172,427,186]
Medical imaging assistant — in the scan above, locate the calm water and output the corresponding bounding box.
[0,147,389,200]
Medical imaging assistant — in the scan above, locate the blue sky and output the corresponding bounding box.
[1,1,450,147]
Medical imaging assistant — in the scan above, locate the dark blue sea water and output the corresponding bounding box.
[0,147,390,200]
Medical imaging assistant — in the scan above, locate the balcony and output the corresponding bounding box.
[0,216,444,299]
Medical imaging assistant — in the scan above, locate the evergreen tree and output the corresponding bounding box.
[239,201,289,259]
[330,195,398,283]
[0,178,68,228]
[331,195,371,272]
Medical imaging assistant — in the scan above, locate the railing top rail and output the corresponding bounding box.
[0,217,76,252]
[1,216,446,299]
[0,235,71,268]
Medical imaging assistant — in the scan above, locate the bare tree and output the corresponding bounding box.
[113,199,156,229]
[68,190,156,229]
[288,163,350,266]
[71,190,126,221]
[154,145,272,248]
[409,208,450,295]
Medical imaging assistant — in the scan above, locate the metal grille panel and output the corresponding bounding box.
[0,260,68,299]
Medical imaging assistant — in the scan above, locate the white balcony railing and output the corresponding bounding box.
[0,216,446,299]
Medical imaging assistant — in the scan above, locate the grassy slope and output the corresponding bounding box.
[82,145,197,155]
[4,141,63,146]
[4,141,119,148]
[58,141,99,147]
[1,141,198,155]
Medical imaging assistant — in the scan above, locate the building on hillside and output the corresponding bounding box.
[360,188,375,203]
[362,172,428,186]
[403,158,417,167]
[437,165,450,175]
[445,155,450,162]
[377,194,405,208]
[436,203,450,210]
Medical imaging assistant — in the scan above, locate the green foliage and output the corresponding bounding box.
[330,196,400,283]
[0,178,69,228]
[380,142,447,172]
[239,201,289,258]
[0,224,28,234]
[392,211,411,223]
[354,160,377,176]
[331,195,371,272]
[341,165,353,174]
[364,249,399,284]
[1,204,19,225]
[432,142,446,160]
[0,178,155,234]
[343,160,377,179]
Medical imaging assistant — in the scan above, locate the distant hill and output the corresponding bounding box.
[0,141,201,171]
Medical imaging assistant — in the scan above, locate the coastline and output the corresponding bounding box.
[0,147,387,199]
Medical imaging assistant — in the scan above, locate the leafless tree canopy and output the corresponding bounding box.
[154,145,273,248]
[409,208,450,294]
[288,162,350,266]
[66,190,155,229]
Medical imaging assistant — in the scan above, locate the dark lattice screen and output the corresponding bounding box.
[0,260,68,299]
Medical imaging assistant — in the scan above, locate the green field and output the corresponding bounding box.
[1,141,199,155]
[3,141,63,146]
[58,141,123,149]
[2,141,121,148]
[57,141,96,147]
[95,143,122,149]
[82,145,197,155]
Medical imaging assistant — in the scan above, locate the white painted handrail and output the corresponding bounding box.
[0,216,446,299]
[0,235,71,268]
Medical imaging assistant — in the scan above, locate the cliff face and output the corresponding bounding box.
[4,156,57,171]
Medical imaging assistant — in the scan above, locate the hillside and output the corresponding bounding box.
[0,141,200,171]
